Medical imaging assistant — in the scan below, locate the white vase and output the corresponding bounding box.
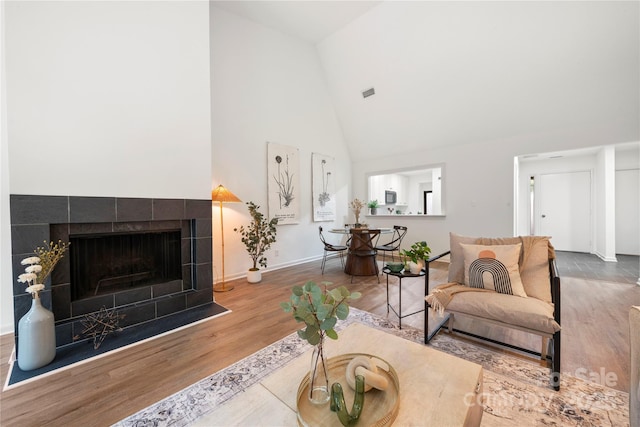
[247,269,262,283]
[17,295,56,371]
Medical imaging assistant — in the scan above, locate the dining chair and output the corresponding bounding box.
[347,229,381,283]
[374,225,408,264]
[319,226,349,274]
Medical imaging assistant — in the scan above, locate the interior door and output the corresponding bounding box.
[537,171,591,252]
[616,169,640,255]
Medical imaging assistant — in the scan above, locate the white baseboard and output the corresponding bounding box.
[594,251,618,262]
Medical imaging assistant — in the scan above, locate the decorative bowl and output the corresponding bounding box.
[385,262,404,273]
[297,353,399,427]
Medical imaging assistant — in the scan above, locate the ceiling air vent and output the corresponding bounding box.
[362,87,375,98]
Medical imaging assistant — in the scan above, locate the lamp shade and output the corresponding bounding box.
[211,185,241,203]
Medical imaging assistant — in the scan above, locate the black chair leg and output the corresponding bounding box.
[551,331,561,391]
[321,251,327,274]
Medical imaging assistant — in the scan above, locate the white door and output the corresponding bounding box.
[616,169,640,255]
[537,171,591,252]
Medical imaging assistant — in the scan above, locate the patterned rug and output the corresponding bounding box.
[114,309,629,427]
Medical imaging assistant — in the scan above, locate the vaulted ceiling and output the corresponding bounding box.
[212,1,640,162]
[213,1,381,43]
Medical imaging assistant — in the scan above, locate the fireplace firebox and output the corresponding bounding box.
[70,230,183,301]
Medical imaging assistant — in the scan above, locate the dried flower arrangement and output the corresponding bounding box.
[17,240,69,298]
[349,198,366,226]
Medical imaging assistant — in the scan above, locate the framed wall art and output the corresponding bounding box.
[267,142,300,225]
[312,153,336,222]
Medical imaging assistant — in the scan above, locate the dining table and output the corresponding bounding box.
[329,227,392,276]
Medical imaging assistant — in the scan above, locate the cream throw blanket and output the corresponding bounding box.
[426,235,554,315]
[426,283,493,315]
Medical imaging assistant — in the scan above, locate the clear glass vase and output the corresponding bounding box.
[309,337,330,405]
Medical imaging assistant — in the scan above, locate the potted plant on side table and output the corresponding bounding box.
[234,201,278,283]
[401,241,431,274]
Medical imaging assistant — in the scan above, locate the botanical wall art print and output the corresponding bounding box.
[312,153,336,222]
[267,142,300,225]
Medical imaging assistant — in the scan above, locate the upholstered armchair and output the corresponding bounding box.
[425,233,561,390]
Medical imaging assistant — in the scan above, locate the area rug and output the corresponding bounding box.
[4,302,230,390]
[114,308,629,427]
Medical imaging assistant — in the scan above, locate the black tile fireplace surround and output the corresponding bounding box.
[10,195,213,347]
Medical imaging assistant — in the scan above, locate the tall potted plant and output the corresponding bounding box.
[234,201,278,283]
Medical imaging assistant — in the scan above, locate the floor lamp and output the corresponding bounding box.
[212,184,241,292]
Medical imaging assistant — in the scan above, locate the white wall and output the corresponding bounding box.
[210,7,351,282]
[1,1,14,335]
[323,1,639,255]
[5,1,211,199]
[516,146,640,258]
[356,134,639,257]
[317,1,639,164]
[1,1,212,334]
[595,146,617,261]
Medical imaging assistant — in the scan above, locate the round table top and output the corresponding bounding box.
[329,227,393,234]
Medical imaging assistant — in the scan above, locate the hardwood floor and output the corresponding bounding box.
[1,256,638,426]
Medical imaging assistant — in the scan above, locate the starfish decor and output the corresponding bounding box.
[76,306,125,349]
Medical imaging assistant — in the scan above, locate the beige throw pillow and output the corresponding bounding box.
[450,232,553,302]
[460,243,528,297]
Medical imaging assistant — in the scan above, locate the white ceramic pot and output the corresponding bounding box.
[247,269,262,283]
[408,261,424,274]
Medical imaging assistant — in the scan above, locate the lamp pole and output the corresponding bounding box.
[211,185,241,292]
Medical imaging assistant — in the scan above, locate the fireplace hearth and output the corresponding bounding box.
[10,195,213,347]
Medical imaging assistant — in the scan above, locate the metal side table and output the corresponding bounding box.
[383,267,426,329]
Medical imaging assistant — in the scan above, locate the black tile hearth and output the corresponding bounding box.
[6,302,230,387]
[152,199,185,220]
[9,194,68,224]
[69,196,117,223]
[9,194,214,348]
[116,198,153,222]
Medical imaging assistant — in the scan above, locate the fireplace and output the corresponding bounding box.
[10,195,213,347]
[70,230,183,301]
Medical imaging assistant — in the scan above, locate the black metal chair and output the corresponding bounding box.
[319,226,348,274]
[375,225,407,264]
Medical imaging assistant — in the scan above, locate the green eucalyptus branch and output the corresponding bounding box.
[280,281,361,345]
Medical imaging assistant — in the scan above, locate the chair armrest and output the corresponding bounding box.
[426,250,451,264]
[424,250,450,294]
[424,250,451,343]
[549,258,561,325]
